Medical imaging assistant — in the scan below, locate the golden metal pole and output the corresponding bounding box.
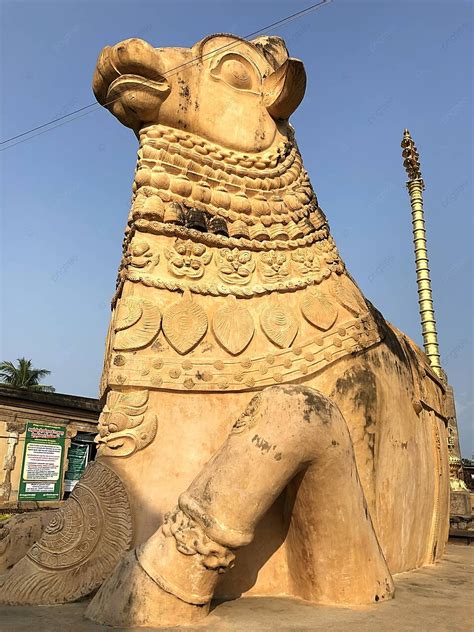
[401,130,471,513]
[401,129,442,378]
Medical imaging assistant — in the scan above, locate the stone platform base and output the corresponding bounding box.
[451,490,472,516]
[1,544,472,632]
[450,514,474,531]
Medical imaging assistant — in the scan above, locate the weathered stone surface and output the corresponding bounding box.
[451,492,472,517]
[0,462,132,605]
[0,511,55,573]
[0,33,450,628]
[1,544,472,632]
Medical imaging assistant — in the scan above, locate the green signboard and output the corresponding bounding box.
[64,441,90,492]
[18,422,67,501]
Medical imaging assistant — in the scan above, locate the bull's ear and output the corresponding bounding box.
[263,58,306,120]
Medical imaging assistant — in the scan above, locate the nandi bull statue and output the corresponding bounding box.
[0,34,450,627]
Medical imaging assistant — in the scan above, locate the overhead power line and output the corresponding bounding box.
[1,103,99,145]
[1,0,332,151]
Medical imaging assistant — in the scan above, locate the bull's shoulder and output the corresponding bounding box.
[367,302,447,419]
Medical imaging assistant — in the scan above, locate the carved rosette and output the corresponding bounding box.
[128,239,160,271]
[291,247,320,275]
[165,239,212,279]
[118,231,344,303]
[216,248,255,285]
[121,228,341,300]
[258,250,290,281]
[0,461,132,605]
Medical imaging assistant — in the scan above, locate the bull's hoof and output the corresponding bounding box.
[86,549,209,628]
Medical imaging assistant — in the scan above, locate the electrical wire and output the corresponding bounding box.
[0,0,331,151]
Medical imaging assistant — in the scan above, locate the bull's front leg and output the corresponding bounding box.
[86,385,393,628]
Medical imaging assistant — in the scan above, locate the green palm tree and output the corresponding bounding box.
[0,358,55,392]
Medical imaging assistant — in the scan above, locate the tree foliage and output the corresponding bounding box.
[0,358,55,392]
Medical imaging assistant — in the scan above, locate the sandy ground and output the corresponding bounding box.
[1,542,472,632]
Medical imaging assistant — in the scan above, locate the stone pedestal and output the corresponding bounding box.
[450,490,471,516]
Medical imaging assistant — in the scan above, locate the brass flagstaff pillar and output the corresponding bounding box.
[401,129,442,376]
[401,129,471,516]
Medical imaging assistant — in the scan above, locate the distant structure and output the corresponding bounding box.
[401,129,470,516]
[0,386,99,509]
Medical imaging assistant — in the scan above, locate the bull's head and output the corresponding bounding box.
[93,34,306,152]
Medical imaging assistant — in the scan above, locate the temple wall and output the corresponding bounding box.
[0,387,99,510]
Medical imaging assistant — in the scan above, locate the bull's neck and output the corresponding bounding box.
[128,123,327,245]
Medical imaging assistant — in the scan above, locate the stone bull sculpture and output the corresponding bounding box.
[0,34,450,627]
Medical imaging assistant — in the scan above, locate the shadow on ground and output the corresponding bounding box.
[1,543,472,632]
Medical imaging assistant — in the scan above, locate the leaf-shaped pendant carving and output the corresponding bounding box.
[260,302,298,348]
[115,297,142,331]
[162,289,208,354]
[301,289,338,331]
[331,279,365,317]
[113,297,161,351]
[213,296,255,355]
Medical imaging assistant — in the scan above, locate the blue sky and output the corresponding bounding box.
[1,0,472,455]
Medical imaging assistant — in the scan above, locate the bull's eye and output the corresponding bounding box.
[210,53,260,92]
[221,60,251,89]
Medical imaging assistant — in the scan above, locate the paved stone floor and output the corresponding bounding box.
[1,543,472,631]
